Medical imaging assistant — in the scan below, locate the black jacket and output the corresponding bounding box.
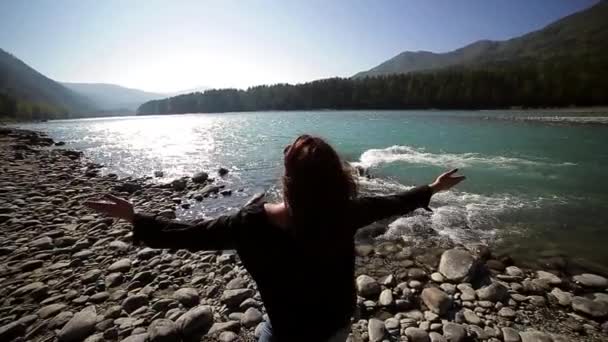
[132,185,432,341]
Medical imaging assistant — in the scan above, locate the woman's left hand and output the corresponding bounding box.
[84,194,135,223]
[429,168,466,194]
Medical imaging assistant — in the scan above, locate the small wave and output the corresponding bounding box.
[354,145,572,169]
[357,176,559,246]
[514,116,608,125]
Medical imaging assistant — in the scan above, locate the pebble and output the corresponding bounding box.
[571,296,608,318]
[498,307,517,319]
[573,274,608,288]
[429,331,447,342]
[176,305,214,337]
[356,274,381,298]
[219,331,239,342]
[519,330,552,342]
[536,271,562,285]
[421,287,452,315]
[439,249,477,282]
[476,282,508,302]
[0,321,26,341]
[502,327,521,342]
[443,322,467,342]
[221,289,254,307]
[148,319,180,342]
[37,303,67,318]
[173,287,200,307]
[122,294,149,313]
[208,321,241,334]
[463,309,482,325]
[368,318,386,342]
[241,307,263,327]
[405,327,431,342]
[550,288,572,306]
[108,258,132,272]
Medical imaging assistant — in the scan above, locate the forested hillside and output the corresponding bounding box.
[0,49,95,120]
[137,55,608,115]
[354,1,608,78]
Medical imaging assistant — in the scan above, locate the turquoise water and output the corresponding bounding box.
[15,110,608,267]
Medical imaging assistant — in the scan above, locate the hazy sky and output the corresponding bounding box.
[0,0,598,93]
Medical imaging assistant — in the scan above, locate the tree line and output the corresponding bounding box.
[137,56,608,115]
[0,93,69,120]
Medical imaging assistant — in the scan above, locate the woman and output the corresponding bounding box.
[85,135,464,342]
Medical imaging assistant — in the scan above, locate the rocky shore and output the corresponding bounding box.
[1,127,608,342]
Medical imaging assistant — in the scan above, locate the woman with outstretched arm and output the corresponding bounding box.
[85,134,465,342]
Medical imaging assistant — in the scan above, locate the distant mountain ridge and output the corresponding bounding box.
[354,1,608,78]
[61,82,164,111]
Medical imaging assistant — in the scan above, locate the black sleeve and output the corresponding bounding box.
[349,185,433,230]
[131,211,243,251]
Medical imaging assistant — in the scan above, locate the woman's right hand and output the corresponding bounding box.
[429,168,466,194]
[84,194,135,223]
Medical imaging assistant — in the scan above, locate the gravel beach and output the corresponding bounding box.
[1,127,607,342]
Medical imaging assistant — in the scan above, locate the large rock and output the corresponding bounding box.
[519,330,552,342]
[356,275,381,298]
[462,309,481,325]
[429,332,447,342]
[571,296,608,318]
[136,247,159,260]
[208,321,240,334]
[81,269,103,284]
[502,327,521,342]
[171,179,187,191]
[368,318,386,342]
[38,303,67,318]
[31,236,54,249]
[0,321,26,341]
[132,271,156,284]
[148,319,180,342]
[173,288,200,307]
[176,305,213,337]
[226,277,248,290]
[220,289,254,307]
[240,307,263,328]
[122,294,148,313]
[505,266,524,278]
[536,271,562,285]
[550,288,572,306]
[438,249,477,282]
[421,287,452,315]
[120,333,148,342]
[442,322,466,342]
[573,273,608,288]
[58,306,98,342]
[476,282,508,302]
[192,171,209,183]
[404,327,430,342]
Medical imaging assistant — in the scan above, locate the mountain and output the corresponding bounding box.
[139,2,608,114]
[0,48,96,119]
[354,1,608,78]
[62,82,164,111]
[166,86,210,97]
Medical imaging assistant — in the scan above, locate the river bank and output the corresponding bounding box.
[0,127,607,342]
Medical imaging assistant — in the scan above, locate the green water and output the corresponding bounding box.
[16,110,608,267]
